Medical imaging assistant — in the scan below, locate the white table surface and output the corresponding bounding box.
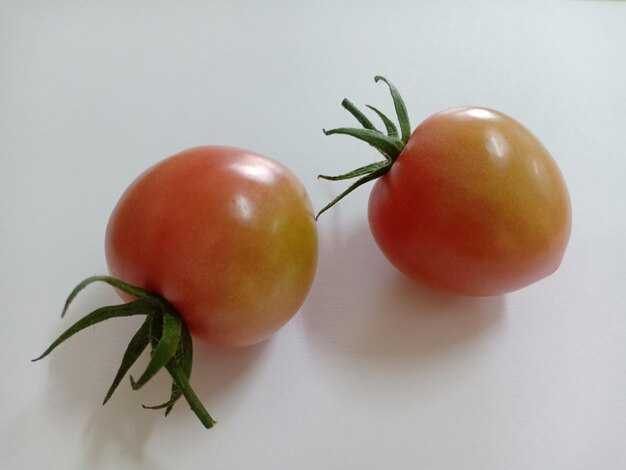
[2,1,626,469]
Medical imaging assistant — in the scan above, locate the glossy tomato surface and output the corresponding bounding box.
[368,108,571,296]
[105,146,318,347]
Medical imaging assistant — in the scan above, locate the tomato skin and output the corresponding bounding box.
[368,107,571,296]
[105,146,318,347]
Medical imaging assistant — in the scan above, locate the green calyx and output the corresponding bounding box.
[32,275,216,429]
[316,76,412,219]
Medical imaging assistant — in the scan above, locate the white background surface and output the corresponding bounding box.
[2,1,626,469]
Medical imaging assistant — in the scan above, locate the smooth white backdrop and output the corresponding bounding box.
[2,1,626,469]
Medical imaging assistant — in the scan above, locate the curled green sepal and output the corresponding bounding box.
[318,160,390,182]
[365,105,399,139]
[342,99,378,132]
[317,76,412,218]
[316,164,391,220]
[33,276,216,429]
[323,127,403,161]
[166,322,193,415]
[32,299,154,362]
[129,307,181,390]
[142,319,193,415]
[62,275,161,318]
[374,76,411,144]
[103,316,151,405]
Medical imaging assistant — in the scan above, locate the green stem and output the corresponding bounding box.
[166,361,217,428]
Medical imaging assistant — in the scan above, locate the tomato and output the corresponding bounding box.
[35,145,317,428]
[319,77,570,296]
[368,108,571,296]
[105,146,318,347]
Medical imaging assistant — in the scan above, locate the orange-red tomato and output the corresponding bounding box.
[105,146,318,347]
[368,108,571,296]
[319,76,571,296]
